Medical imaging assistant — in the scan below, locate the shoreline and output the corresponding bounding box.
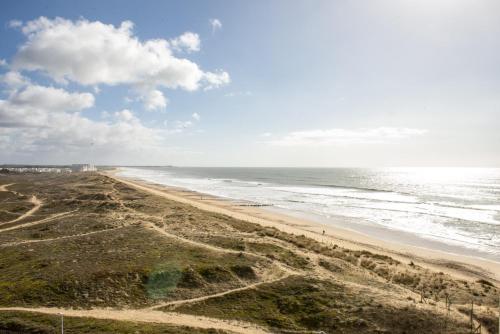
[104,169,500,283]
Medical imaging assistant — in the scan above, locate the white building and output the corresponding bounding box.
[71,164,97,172]
[1,167,71,173]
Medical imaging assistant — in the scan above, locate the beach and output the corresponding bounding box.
[107,168,500,283]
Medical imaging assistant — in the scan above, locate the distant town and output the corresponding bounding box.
[0,164,97,173]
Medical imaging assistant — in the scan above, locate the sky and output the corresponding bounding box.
[0,0,499,167]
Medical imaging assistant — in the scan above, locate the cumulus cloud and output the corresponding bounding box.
[209,18,222,33]
[11,85,93,112]
[0,83,163,157]
[203,70,230,90]
[1,71,31,89]
[4,112,161,154]
[268,127,427,146]
[0,17,229,162]
[170,32,200,53]
[0,59,7,67]
[114,109,136,122]
[0,84,94,127]
[141,89,168,111]
[11,17,229,109]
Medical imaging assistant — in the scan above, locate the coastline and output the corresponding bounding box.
[104,169,500,283]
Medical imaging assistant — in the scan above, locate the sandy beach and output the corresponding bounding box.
[106,169,500,283]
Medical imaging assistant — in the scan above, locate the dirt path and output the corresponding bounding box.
[146,222,244,255]
[0,183,14,192]
[0,195,42,226]
[0,210,76,233]
[145,222,283,264]
[0,225,125,247]
[0,183,43,226]
[149,268,293,311]
[0,307,272,334]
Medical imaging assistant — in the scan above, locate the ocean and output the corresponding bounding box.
[117,167,500,262]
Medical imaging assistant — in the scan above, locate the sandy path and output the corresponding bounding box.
[0,210,76,233]
[0,225,125,247]
[0,307,272,334]
[142,221,300,311]
[145,221,293,271]
[146,222,245,255]
[0,195,42,226]
[0,183,14,192]
[149,269,292,311]
[0,183,42,226]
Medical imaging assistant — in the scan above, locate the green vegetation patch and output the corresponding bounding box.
[0,225,261,308]
[146,263,183,299]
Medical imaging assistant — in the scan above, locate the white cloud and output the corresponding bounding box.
[203,70,230,90]
[1,71,31,89]
[161,119,196,135]
[224,91,252,97]
[0,59,7,67]
[8,20,22,28]
[170,32,200,53]
[209,19,222,33]
[11,17,229,109]
[0,84,94,128]
[0,83,164,156]
[0,17,230,162]
[268,127,427,146]
[114,109,136,122]
[175,120,193,129]
[10,85,93,112]
[141,89,168,111]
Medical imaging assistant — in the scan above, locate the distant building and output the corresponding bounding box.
[71,164,97,172]
[1,167,71,173]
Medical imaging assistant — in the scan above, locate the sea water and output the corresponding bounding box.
[118,167,500,262]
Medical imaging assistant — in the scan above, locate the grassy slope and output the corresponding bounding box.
[174,276,472,334]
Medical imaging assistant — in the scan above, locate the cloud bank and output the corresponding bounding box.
[267,127,427,146]
[0,17,228,163]
[12,17,229,109]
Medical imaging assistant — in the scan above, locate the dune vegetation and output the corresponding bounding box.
[0,172,498,333]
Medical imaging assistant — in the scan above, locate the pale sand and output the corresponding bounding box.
[0,307,271,334]
[104,170,500,283]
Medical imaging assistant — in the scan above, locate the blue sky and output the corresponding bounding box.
[1,0,499,166]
